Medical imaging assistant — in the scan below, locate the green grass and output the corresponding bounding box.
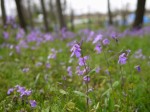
[0,30,150,112]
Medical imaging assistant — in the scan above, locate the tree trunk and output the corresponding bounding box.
[70,9,74,31]
[49,0,56,23]
[27,0,34,29]
[15,0,27,31]
[40,0,49,32]
[132,0,146,29]
[107,0,113,25]
[56,0,66,29]
[1,0,7,26]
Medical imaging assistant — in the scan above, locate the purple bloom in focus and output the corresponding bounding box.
[70,43,81,58]
[17,86,25,93]
[94,44,102,54]
[118,53,127,65]
[93,34,103,44]
[20,90,32,97]
[30,100,37,108]
[102,39,110,45]
[83,76,90,83]
[78,56,88,66]
[7,88,14,95]
[135,65,141,72]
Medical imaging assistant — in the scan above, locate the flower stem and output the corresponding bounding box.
[103,49,112,88]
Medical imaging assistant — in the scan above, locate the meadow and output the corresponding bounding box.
[0,26,150,112]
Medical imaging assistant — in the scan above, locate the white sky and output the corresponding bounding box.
[1,0,150,16]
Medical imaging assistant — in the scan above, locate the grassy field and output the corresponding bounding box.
[0,28,150,112]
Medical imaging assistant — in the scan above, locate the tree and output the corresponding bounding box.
[15,0,27,31]
[27,0,34,29]
[107,0,113,25]
[133,0,146,29]
[49,0,56,24]
[1,0,7,26]
[40,0,49,32]
[70,9,74,31]
[56,0,66,29]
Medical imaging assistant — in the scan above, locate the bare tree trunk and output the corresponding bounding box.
[40,0,49,32]
[15,0,27,31]
[1,0,7,26]
[49,0,54,13]
[132,0,146,29]
[27,0,34,29]
[49,0,56,23]
[56,0,66,29]
[107,0,113,25]
[70,9,74,31]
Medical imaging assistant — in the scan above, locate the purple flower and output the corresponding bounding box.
[46,63,51,69]
[35,62,43,67]
[17,86,26,93]
[76,66,85,75]
[83,76,90,83]
[70,43,81,58]
[102,39,110,45]
[16,28,25,39]
[67,66,72,76]
[47,49,57,59]
[78,56,88,66]
[15,46,20,53]
[105,69,110,75]
[126,49,131,56]
[20,90,32,97]
[111,32,117,39]
[22,68,29,73]
[94,44,102,54]
[7,88,14,95]
[92,34,103,44]
[30,100,37,108]
[111,32,119,43]
[135,65,141,72]
[3,32,9,39]
[118,53,127,65]
[95,67,101,73]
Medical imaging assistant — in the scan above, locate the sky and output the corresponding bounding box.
[0,0,150,16]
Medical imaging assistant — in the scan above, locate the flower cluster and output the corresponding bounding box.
[7,85,37,108]
[70,43,90,82]
[70,43,81,58]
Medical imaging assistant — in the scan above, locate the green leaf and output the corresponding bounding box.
[73,91,88,97]
[87,68,96,76]
[59,89,68,95]
[34,73,40,86]
[112,81,119,88]
[108,97,114,112]
[102,88,112,97]
[64,102,75,112]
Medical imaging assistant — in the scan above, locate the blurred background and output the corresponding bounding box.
[0,0,150,32]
